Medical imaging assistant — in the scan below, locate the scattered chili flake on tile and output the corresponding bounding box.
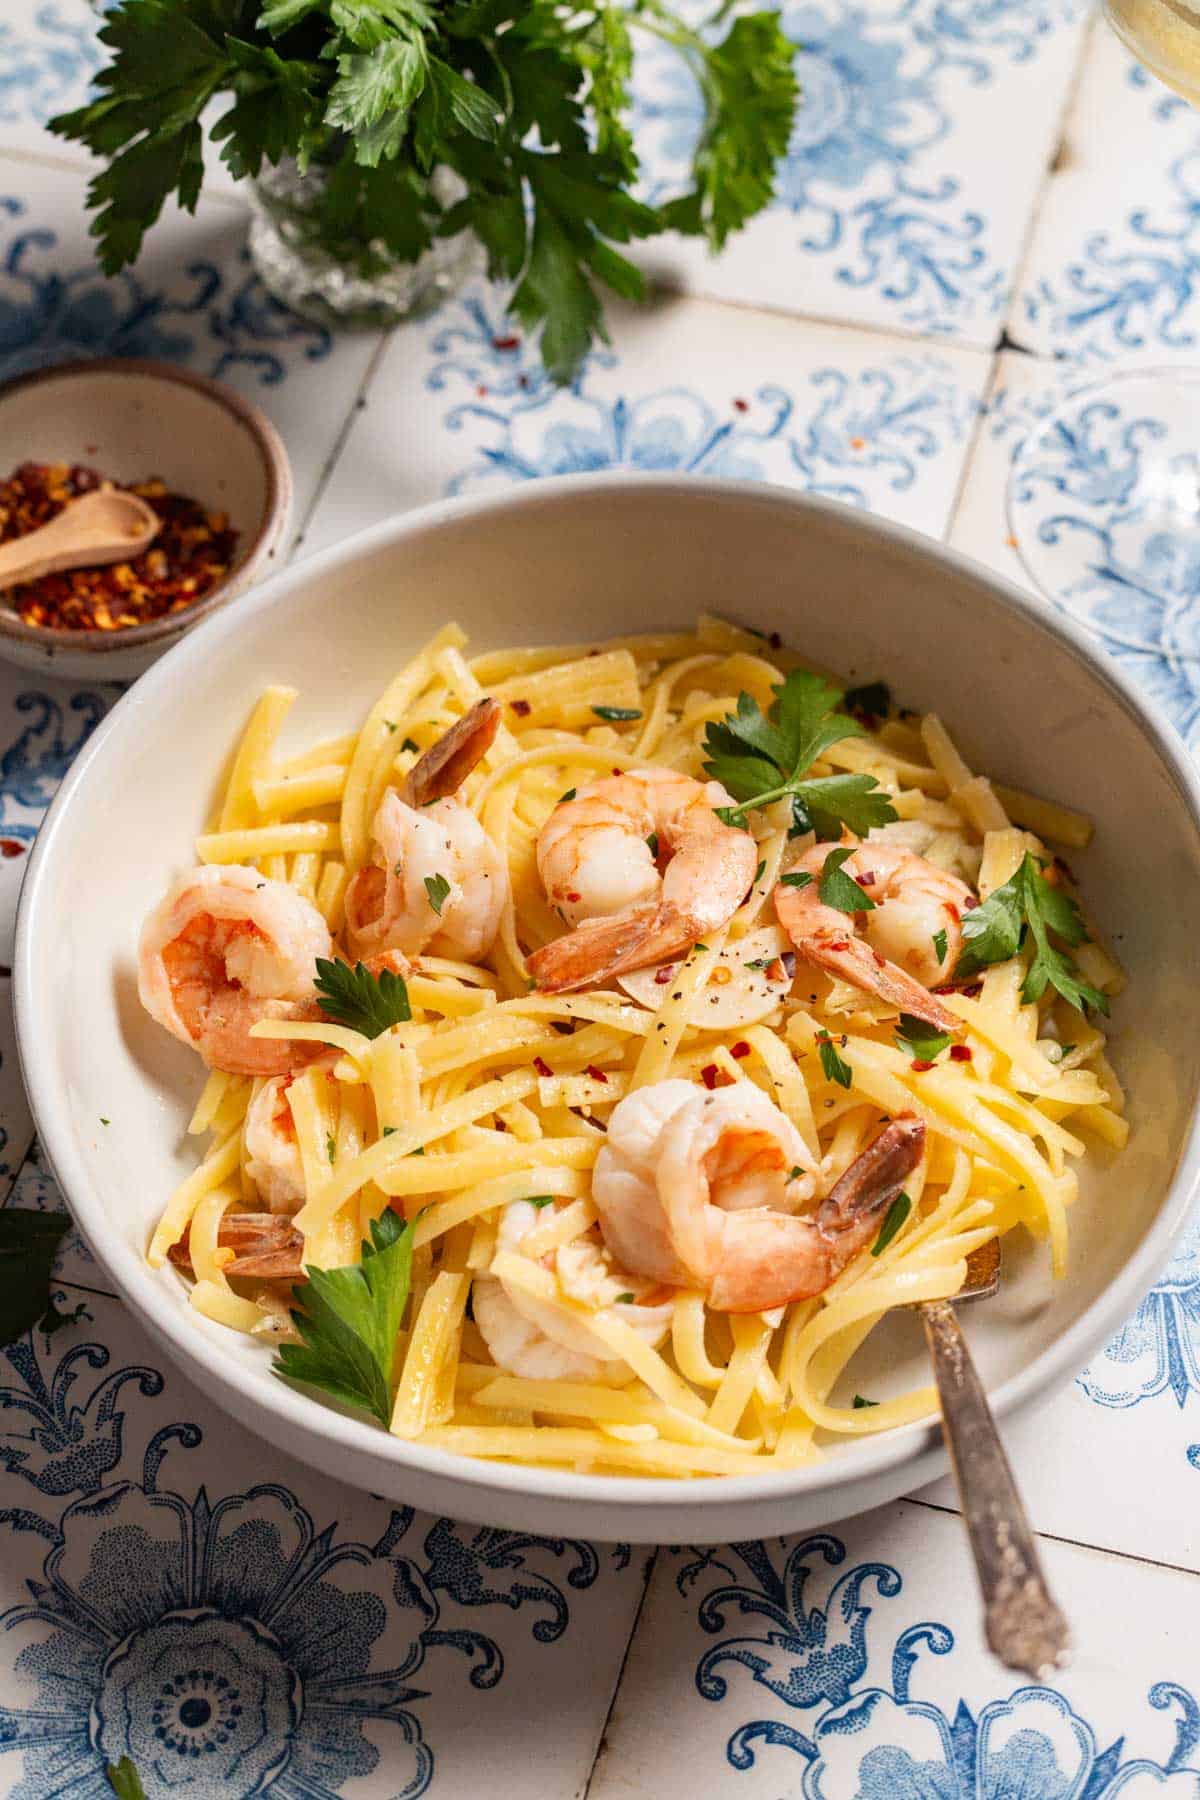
[0,461,239,632]
[0,839,24,858]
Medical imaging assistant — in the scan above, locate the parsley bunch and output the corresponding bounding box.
[51,0,799,382]
[702,670,899,839]
[956,853,1109,1016]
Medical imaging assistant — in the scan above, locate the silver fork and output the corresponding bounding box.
[919,1238,1072,1680]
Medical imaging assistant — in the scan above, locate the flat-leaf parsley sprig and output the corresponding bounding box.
[315,956,412,1038]
[51,0,800,384]
[275,1209,415,1425]
[955,852,1109,1016]
[702,669,899,839]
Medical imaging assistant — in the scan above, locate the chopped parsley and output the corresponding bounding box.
[702,669,898,837]
[646,832,659,858]
[424,872,451,915]
[956,853,1109,1015]
[871,1192,912,1257]
[401,736,419,754]
[817,1033,853,1089]
[932,927,949,964]
[274,1211,415,1426]
[560,787,577,803]
[852,1393,880,1409]
[818,846,877,914]
[894,1014,953,1061]
[527,1195,556,1209]
[325,1132,337,1164]
[753,859,766,885]
[592,705,642,721]
[788,1164,804,1180]
[779,870,813,889]
[315,957,412,1039]
[615,1292,635,1304]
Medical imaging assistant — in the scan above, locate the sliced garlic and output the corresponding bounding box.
[617,925,793,1029]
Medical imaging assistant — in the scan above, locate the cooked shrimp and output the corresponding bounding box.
[775,841,973,1034]
[244,1077,305,1213]
[345,699,508,963]
[138,865,333,1076]
[168,1212,302,1282]
[595,1081,924,1311]
[528,769,758,993]
[472,1199,673,1380]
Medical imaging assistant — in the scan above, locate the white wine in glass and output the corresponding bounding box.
[1106,0,1200,104]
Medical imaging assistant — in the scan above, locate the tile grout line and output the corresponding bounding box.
[941,345,1005,545]
[906,1493,1200,1583]
[286,327,396,560]
[579,1548,659,1800]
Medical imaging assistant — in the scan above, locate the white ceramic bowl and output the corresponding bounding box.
[0,358,292,680]
[15,477,1200,1542]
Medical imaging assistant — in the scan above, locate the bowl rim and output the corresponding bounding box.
[0,355,293,657]
[15,470,1200,1514]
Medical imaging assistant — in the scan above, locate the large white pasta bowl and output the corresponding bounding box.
[15,476,1200,1542]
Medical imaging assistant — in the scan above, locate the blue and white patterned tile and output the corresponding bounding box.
[627,0,1090,345]
[0,157,381,553]
[303,282,990,559]
[590,1500,1200,1799]
[0,1288,649,1798]
[0,0,104,162]
[1010,23,1200,364]
[950,347,1200,749]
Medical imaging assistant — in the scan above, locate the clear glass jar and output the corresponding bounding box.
[248,159,483,329]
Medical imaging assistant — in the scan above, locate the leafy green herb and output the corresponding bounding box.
[703,670,898,837]
[779,870,813,890]
[852,1393,879,1409]
[956,854,1109,1015]
[818,846,877,914]
[384,719,398,732]
[753,859,766,885]
[315,957,412,1038]
[382,1125,398,1137]
[817,1033,852,1090]
[842,680,891,720]
[693,942,709,953]
[894,1014,952,1062]
[527,1195,556,1209]
[100,1116,110,1126]
[872,1192,912,1257]
[274,1210,415,1426]
[107,1760,148,1800]
[788,1165,804,1180]
[401,735,419,753]
[592,705,642,721]
[0,1210,77,1347]
[326,1132,338,1165]
[646,832,659,858]
[744,957,769,970]
[560,787,577,804]
[932,927,948,964]
[615,1291,635,1304]
[424,872,451,915]
[52,0,798,384]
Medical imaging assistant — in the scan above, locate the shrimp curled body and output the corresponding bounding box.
[528,769,757,993]
[244,1076,305,1214]
[593,1080,925,1312]
[775,841,974,1034]
[472,1200,673,1381]
[138,865,333,1076]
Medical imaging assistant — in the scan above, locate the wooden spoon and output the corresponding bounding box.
[0,487,160,592]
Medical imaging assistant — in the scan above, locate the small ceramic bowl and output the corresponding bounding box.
[0,358,292,680]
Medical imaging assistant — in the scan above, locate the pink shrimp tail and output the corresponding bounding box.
[789,925,963,1036]
[528,901,698,993]
[403,696,500,806]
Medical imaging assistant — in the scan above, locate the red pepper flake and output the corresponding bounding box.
[732,396,749,412]
[962,895,979,910]
[566,890,582,905]
[533,1056,553,1077]
[0,839,24,858]
[585,1064,609,1083]
[871,949,886,967]
[857,870,876,885]
[492,334,521,351]
[509,698,532,717]
[494,1116,508,1131]
[911,1059,935,1072]
[960,981,983,999]
[701,1063,720,1090]
[611,767,623,778]
[0,461,238,633]
[550,1019,575,1035]
[731,1040,751,1059]
[949,1044,973,1062]
[828,939,852,952]
[653,964,676,985]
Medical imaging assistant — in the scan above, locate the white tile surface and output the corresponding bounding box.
[304,283,989,557]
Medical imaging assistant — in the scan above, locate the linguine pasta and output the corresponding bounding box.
[141,614,1126,1478]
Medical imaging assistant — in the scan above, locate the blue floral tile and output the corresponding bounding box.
[0,0,102,158]
[304,283,989,557]
[626,0,1090,344]
[0,1291,649,1798]
[1010,27,1200,364]
[590,1501,1200,1798]
[0,158,384,553]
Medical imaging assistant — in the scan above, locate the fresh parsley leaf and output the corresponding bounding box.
[274,1210,414,1425]
[106,1760,148,1800]
[315,957,412,1038]
[818,846,877,914]
[424,872,451,915]
[817,1034,853,1090]
[788,1165,804,1180]
[957,854,1108,1015]
[527,1195,556,1208]
[401,735,419,753]
[894,1014,952,1061]
[704,670,897,837]
[0,1210,72,1347]
[779,870,813,890]
[615,1291,635,1304]
[646,832,659,858]
[842,680,891,720]
[591,704,642,721]
[932,927,949,964]
[753,859,766,885]
[326,1132,338,1164]
[872,1192,912,1256]
[852,1393,879,1409]
[560,787,576,803]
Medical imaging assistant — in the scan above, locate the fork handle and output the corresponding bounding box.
[921,1298,1071,1679]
